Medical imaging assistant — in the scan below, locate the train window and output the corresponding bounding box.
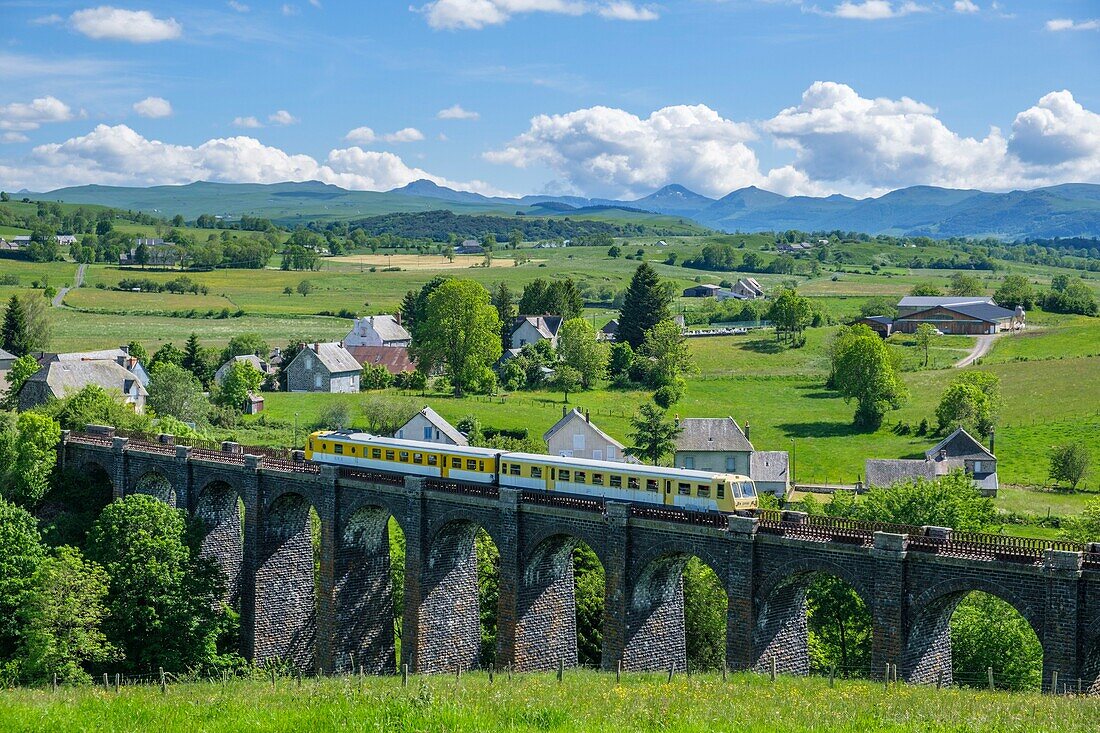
[399,451,409,462]
[574,471,586,484]
[466,459,477,471]
[592,473,603,486]
[697,484,710,497]
[742,481,756,497]
[716,483,725,499]
[309,440,314,451]
[451,457,461,468]
[372,448,381,459]
[479,461,485,472]
[510,464,521,476]
[628,476,639,490]
[531,466,542,479]
[427,455,438,466]
[609,475,622,488]
[646,479,658,492]
[385,450,395,461]
[559,469,570,481]
[413,453,423,464]
[335,444,344,455]
[677,482,691,496]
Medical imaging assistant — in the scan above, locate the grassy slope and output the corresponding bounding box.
[1,674,1096,733]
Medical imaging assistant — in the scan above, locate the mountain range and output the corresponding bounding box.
[27,179,1100,240]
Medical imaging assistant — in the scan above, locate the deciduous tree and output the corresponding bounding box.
[1049,442,1091,490]
[556,318,607,389]
[411,279,502,396]
[831,330,907,429]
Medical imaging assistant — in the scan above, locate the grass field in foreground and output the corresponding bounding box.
[1,672,1095,733]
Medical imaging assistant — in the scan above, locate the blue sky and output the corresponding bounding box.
[1,1,1098,198]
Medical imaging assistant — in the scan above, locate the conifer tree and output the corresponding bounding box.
[2,295,30,356]
[617,262,671,349]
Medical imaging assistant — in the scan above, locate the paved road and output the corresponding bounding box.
[955,333,1000,368]
[52,263,87,307]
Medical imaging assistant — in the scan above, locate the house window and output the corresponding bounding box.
[423,426,433,440]
[574,471,586,484]
[726,456,736,472]
[314,373,322,388]
[628,477,640,490]
[678,482,691,496]
[573,434,585,451]
[305,356,313,369]
[559,469,570,481]
[646,479,658,492]
[973,460,982,473]
[466,459,477,471]
[683,456,695,470]
[607,446,616,460]
[609,475,622,488]
[530,466,543,479]
[397,430,404,438]
[593,449,603,461]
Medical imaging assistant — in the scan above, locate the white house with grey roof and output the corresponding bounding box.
[674,417,790,497]
[214,354,275,386]
[864,427,998,496]
[543,407,635,463]
[19,358,148,412]
[284,342,361,393]
[395,406,467,446]
[509,316,564,350]
[344,315,412,348]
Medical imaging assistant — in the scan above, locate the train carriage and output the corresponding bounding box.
[305,430,499,484]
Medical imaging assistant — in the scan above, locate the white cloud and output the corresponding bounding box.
[233,116,262,128]
[416,0,658,30]
[1046,18,1099,32]
[309,0,322,7]
[132,96,173,118]
[344,126,376,143]
[268,110,298,125]
[486,104,763,198]
[30,14,64,25]
[70,7,182,43]
[227,1,250,12]
[438,104,480,120]
[0,96,75,132]
[953,1,978,13]
[384,127,425,143]
[345,126,425,143]
[281,4,299,16]
[829,1,927,20]
[1008,91,1100,180]
[2,133,30,144]
[0,123,509,195]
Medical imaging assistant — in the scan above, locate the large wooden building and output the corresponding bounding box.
[893,297,1016,335]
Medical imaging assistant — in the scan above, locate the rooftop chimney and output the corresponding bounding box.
[939,449,947,461]
[585,409,590,423]
[312,343,319,353]
[744,422,750,441]
[989,429,995,456]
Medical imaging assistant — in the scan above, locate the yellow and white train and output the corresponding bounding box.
[306,430,758,513]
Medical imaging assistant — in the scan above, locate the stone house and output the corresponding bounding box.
[864,427,998,496]
[543,407,634,462]
[673,417,754,475]
[395,406,467,446]
[284,342,361,393]
[732,277,765,299]
[19,358,148,412]
[343,315,412,348]
[509,315,563,350]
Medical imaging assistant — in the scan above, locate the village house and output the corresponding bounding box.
[509,315,563,350]
[343,315,412,348]
[283,342,361,393]
[731,277,765,299]
[454,239,484,255]
[543,407,634,462]
[395,406,467,446]
[119,238,180,267]
[214,354,276,386]
[19,358,148,412]
[864,427,999,496]
[346,345,416,376]
[673,417,790,497]
[32,347,150,386]
[599,319,619,341]
[682,283,722,298]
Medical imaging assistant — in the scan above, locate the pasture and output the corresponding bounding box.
[1,672,1095,733]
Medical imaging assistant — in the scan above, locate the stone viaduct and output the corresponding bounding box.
[61,429,1100,692]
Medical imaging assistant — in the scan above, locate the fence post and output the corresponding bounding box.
[52,674,57,692]
[115,673,120,693]
[1050,671,1058,695]
[103,673,109,689]
[159,667,166,694]
[987,667,994,691]
[770,656,776,682]
[488,665,494,684]
[883,663,890,690]
[829,666,835,688]
[557,658,564,683]
[667,665,674,684]
[722,663,727,683]
[616,660,621,684]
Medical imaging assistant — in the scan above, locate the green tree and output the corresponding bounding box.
[360,363,394,391]
[949,273,984,297]
[1061,495,1100,542]
[640,319,694,387]
[607,341,634,386]
[806,574,871,675]
[0,497,45,666]
[0,412,61,507]
[910,283,943,297]
[147,362,209,424]
[491,282,516,353]
[221,333,269,362]
[551,364,581,403]
[607,245,622,258]
[992,274,1035,310]
[18,292,51,353]
[216,361,264,410]
[682,558,727,670]
[150,342,185,371]
[627,402,682,466]
[935,372,1000,437]
[852,470,995,529]
[832,330,907,428]
[1044,277,1098,316]
[914,323,937,367]
[950,592,1042,691]
[126,341,149,365]
[2,294,30,356]
[2,354,40,409]
[508,229,522,250]
[767,288,814,346]
[617,262,672,348]
[411,279,502,396]
[87,495,225,673]
[557,318,607,389]
[296,279,313,297]
[18,546,115,684]
[45,383,153,433]
[1048,442,1091,490]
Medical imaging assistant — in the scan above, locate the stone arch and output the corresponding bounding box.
[334,504,404,674]
[255,491,317,671]
[132,470,176,506]
[514,532,606,672]
[68,457,115,494]
[194,480,243,607]
[902,577,1042,686]
[753,558,875,676]
[416,517,499,673]
[625,548,728,673]
[1083,617,1100,695]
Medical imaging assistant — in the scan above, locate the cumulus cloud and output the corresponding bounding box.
[70,7,182,43]
[438,104,480,120]
[233,116,262,128]
[133,96,172,118]
[1008,91,1100,180]
[344,126,376,143]
[0,124,509,195]
[2,133,30,144]
[953,1,978,12]
[1046,18,1099,32]
[416,0,658,30]
[268,110,298,125]
[345,126,425,143]
[0,96,74,132]
[486,104,762,198]
[30,14,64,25]
[829,1,927,20]
[384,127,425,143]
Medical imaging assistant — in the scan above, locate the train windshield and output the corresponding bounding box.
[740,481,757,497]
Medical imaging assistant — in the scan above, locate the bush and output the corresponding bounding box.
[360,364,394,391]
[653,381,684,408]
